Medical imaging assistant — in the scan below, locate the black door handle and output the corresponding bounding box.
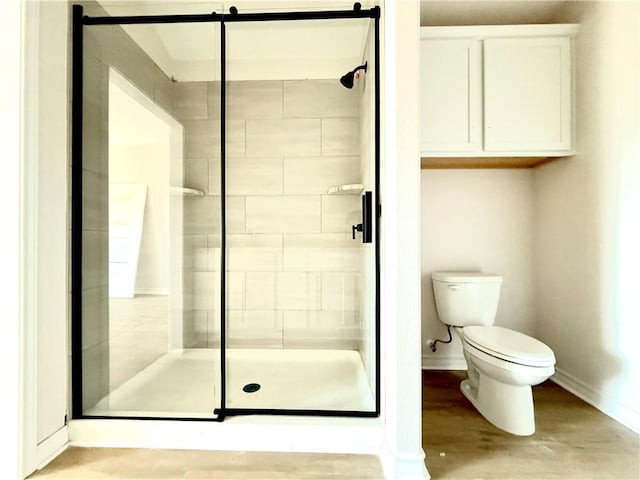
[352,191,372,243]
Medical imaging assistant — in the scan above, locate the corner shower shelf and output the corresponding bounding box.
[170,186,205,197]
[327,183,364,195]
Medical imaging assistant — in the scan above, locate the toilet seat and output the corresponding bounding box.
[462,326,555,367]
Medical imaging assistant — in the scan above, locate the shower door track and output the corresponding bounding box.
[72,3,381,423]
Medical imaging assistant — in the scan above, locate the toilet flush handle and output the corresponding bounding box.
[447,284,459,291]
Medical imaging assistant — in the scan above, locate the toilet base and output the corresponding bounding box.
[460,377,535,436]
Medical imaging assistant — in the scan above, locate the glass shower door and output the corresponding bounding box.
[76,12,223,419]
[74,4,380,421]
[221,16,378,414]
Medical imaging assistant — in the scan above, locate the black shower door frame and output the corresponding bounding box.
[71,3,381,422]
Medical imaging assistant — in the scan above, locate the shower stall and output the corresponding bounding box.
[72,1,380,421]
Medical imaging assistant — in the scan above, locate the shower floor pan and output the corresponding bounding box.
[86,348,375,418]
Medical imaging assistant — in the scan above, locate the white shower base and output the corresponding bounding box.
[87,348,375,418]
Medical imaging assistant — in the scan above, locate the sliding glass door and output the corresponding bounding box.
[75,7,223,418]
[222,16,378,415]
[72,3,379,421]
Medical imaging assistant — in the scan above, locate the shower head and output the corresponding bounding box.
[340,62,368,89]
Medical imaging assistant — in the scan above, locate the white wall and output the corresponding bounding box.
[2,0,23,477]
[421,169,535,367]
[6,2,70,477]
[535,0,640,433]
[34,0,69,447]
[381,1,429,478]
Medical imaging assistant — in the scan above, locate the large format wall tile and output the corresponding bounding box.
[83,170,108,231]
[82,53,108,176]
[184,196,245,235]
[246,119,321,157]
[82,341,109,410]
[196,236,284,272]
[81,286,109,349]
[321,272,361,312]
[227,81,283,119]
[192,271,243,311]
[105,26,156,97]
[208,157,221,195]
[321,195,361,234]
[283,156,359,195]
[284,246,361,272]
[283,80,359,118]
[227,196,247,233]
[227,233,283,272]
[173,81,208,120]
[282,310,360,349]
[183,119,219,158]
[206,81,221,119]
[245,196,321,233]
[321,118,359,156]
[188,310,209,347]
[192,272,220,311]
[184,196,220,235]
[245,272,276,310]
[227,157,283,195]
[184,157,209,194]
[276,272,321,311]
[283,233,361,272]
[283,233,355,249]
[82,96,108,176]
[82,230,108,290]
[183,119,245,158]
[153,75,173,115]
[226,310,283,348]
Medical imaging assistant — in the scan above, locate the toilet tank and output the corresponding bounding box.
[431,272,503,327]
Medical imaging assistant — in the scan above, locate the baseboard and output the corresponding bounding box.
[380,444,430,480]
[36,426,69,470]
[552,368,640,435]
[421,354,466,370]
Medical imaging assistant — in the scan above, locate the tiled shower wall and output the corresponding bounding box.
[79,1,174,409]
[175,80,364,349]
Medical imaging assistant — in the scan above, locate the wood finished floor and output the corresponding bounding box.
[423,371,640,480]
[28,449,383,479]
[30,370,639,479]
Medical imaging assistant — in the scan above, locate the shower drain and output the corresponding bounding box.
[242,383,261,393]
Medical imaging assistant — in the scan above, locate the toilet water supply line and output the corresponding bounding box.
[427,325,452,352]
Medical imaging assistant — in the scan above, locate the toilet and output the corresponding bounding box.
[431,271,555,436]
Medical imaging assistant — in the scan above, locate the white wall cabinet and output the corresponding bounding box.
[420,25,578,162]
[420,39,481,152]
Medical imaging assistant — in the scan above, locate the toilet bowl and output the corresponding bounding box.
[455,325,555,435]
[431,272,556,436]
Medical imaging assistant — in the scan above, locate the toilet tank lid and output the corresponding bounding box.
[431,271,503,283]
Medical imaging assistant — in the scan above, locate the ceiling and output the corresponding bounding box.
[98,1,375,81]
[420,1,569,26]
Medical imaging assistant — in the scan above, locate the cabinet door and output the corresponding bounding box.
[420,39,481,153]
[484,37,572,152]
